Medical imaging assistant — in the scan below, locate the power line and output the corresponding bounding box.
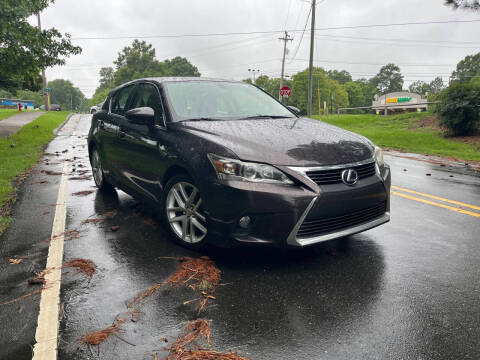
[70,19,480,40]
[315,33,480,45]
[289,4,312,63]
[284,0,293,30]
[310,35,480,49]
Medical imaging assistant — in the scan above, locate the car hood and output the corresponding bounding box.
[178,117,374,166]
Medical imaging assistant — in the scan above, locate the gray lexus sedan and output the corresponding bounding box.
[88,78,390,249]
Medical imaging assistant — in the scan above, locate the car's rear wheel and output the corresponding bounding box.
[91,148,114,191]
[163,175,208,248]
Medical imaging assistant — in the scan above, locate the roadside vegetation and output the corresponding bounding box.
[0,109,19,121]
[0,111,69,234]
[315,112,480,162]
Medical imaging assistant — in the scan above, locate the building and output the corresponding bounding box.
[0,98,35,110]
[372,92,428,115]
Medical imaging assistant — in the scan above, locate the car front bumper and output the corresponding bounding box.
[202,164,391,247]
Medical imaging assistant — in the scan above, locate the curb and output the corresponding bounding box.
[53,113,75,135]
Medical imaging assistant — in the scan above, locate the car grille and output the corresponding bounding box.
[297,201,387,238]
[305,161,376,185]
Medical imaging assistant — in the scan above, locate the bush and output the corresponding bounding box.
[434,82,480,136]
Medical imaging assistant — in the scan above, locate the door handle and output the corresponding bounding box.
[118,131,126,138]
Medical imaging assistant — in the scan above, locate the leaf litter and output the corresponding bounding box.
[72,190,95,196]
[78,257,233,356]
[126,257,221,319]
[63,258,96,283]
[165,319,250,360]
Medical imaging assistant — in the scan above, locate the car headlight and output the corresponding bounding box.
[375,146,384,167]
[207,154,293,185]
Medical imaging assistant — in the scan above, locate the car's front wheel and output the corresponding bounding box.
[91,148,114,191]
[163,175,208,248]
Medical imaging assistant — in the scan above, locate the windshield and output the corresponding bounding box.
[163,81,294,122]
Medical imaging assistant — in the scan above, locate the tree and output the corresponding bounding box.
[164,56,200,77]
[253,75,289,99]
[451,52,480,82]
[0,0,81,92]
[371,64,404,95]
[109,40,200,86]
[96,67,114,93]
[0,89,13,98]
[445,0,480,10]
[409,81,430,95]
[429,77,445,94]
[326,70,352,85]
[16,89,43,107]
[48,79,86,110]
[344,82,365,108]
[90,40,201,102]
[355,78,377,106]
[89,88,110,107]
[289,68,348,114]
[435,82,480,135]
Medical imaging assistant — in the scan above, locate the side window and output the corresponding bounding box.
[129,83,165,126]
[101,98,109,111]
[111,85,134,115]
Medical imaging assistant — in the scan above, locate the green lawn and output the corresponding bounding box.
[313,112,480,162]
[0,111,70,234]
[0,109,19,121]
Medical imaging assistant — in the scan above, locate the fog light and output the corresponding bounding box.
[239,216,251,229]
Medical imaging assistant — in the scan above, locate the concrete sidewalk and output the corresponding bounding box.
[0,111,45,138]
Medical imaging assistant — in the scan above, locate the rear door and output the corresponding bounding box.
[115,82,168,203]
[106,84,136,184]
[95,98,118,175]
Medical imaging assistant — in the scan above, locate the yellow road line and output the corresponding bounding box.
[392,185,480,211]
[392,191,480,218]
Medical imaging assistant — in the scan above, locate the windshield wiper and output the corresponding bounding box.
[179,117,222,122]
[240,115,295,119]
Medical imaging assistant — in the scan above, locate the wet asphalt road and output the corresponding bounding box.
[1,114,479,360]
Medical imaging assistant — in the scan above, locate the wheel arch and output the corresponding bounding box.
[162,165,194,187]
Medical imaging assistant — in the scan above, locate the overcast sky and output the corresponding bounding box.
[33,0,480,97]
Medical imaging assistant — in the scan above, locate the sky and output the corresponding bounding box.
[31,0,480,98]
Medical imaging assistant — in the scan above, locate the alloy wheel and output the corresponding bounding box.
[91,150,103,187]
[166,181,207,243]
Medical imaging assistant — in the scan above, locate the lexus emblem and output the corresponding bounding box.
[341,169,358,186]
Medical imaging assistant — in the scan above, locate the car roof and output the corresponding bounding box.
[109,77,242,94]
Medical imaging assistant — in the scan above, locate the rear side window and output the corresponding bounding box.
[129,83,165,125]
[111,85,134,115]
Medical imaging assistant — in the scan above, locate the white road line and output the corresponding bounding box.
[32,116,78,360]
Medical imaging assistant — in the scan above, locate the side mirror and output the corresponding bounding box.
[287,105,300,115]
[126,107,155,126]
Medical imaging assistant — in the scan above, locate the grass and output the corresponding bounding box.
[0,111,70,235]
[313,112,480,162]
[0,109,19,121]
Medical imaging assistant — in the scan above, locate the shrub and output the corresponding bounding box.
[434,82,480,136]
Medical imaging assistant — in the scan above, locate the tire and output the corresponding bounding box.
[163,175,208,249]
[90,148,114,191]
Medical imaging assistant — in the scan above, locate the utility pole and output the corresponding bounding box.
[307,0,316,117]
[278,31,293,101]
[37,12,48,111]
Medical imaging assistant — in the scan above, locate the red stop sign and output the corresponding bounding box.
[280,86,291,97]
